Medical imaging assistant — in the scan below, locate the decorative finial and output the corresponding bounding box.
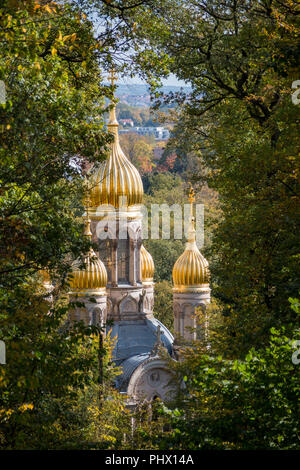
[188,184,195,217]
[107,67,119,130]
[83,178,92,239]
[83,177,91,214]
[156,325,162,344]
[187,184,196,243]
[84,217,92,239]
[108,68,116,87]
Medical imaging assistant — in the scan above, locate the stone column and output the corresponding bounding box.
[136,238,142,284]
[129,239,137,286]
[111,239,118,287]
[69,293,107,328]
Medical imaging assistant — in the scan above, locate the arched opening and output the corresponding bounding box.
[90,307,102,327]
[117,236,129,284]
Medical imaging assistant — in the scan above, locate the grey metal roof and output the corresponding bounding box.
[107,317,174,362]
[107,316,174,392]
[116,353,150,391]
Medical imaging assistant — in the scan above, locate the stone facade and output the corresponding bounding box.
[69,291,107,329]
[173,288,211,341]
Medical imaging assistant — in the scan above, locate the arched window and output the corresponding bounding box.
[90,307,102,327]
[117,237,129,283]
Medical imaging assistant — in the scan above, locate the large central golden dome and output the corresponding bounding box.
[89,104,143,208]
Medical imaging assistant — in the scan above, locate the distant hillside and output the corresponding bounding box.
[116,84,191,95]
[105,83,191,107]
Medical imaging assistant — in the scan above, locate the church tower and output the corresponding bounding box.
[66,77,211,401]
[80,75,174,402]
[86,73,153,323]
[172,187,211,341]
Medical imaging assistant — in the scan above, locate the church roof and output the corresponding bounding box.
[116,353,150,391]
[108,318,173,363]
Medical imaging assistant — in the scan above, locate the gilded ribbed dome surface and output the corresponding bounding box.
[70,249,107,292]
[141,244,154,282]
[173,247,210,289]
[89,104,143,208]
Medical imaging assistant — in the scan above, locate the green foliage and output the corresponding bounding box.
[145,172,183,197]
[0,1,130,450]
[0,283,92,448]
[1,0,299,450]
[141,327,300,450]
[100,1,300,449]
[119,132,154,175]
[153,280,173,333]
[0,279,132,449]
[117,103,157,127]
[0,0,112,287]
[143,172,185,282]
[145,239,183,283]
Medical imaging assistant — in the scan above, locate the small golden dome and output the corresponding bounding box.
[141,244,154,283]
[89,103,143,208]
[69,219,107,294]
[173,187,210,292]
[172,246,210,290]
[69,250,107,293]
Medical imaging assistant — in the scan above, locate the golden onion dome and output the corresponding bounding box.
[172,243,210,290]
[141,244,154,283]
[173,188,210,292]
[69,219,107,295]
[89,102,143,209]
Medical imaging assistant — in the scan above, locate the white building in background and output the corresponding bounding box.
[119,126,170,140]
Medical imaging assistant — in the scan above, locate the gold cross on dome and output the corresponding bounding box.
[108,68,117,87]
[188,184,195,219]
[83,177,91,215]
